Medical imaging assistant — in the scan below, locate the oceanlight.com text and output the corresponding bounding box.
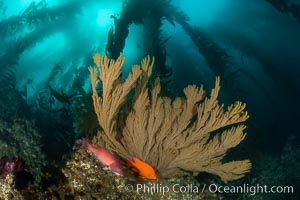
[208,183,294,196]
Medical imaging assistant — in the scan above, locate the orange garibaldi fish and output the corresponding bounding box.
[126,157,157,180]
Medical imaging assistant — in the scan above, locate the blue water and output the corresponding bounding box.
[0,0,299,199]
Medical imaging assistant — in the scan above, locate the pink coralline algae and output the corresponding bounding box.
[0,156,25,177]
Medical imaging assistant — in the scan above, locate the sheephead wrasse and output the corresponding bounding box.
[75,139,123,176]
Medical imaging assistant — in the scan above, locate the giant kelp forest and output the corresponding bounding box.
[0,0,299,199]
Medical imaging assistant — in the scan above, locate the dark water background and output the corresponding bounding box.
[0,0,299,199]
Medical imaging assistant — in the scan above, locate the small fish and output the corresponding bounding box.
[75,139,123,176]
[126,157,157,180]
